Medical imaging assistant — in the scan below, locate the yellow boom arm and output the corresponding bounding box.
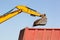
[0,10,22,23]
[0,5,42,24]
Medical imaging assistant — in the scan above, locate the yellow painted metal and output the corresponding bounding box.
[16,5,41,16]
[0,10,22,24]
[0,5,42,24]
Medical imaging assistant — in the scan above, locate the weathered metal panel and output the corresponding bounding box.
[18,27,60,40]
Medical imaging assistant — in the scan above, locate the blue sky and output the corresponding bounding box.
[0,0,60,40]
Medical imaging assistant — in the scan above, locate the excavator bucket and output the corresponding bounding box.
[33,16,47,26]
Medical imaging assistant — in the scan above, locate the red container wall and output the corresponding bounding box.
[18,28,60,40]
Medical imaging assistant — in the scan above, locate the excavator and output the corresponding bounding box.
[0,5,47,26]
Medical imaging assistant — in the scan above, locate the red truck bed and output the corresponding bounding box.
[18,27,60,40]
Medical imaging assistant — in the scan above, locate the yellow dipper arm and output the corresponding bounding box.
[0,10,22,23]
[16,5,42,17]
